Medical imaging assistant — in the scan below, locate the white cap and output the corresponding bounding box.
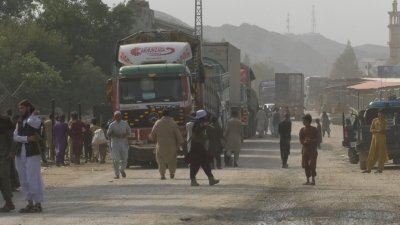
[196,110,207,119]
[114,111,121,116]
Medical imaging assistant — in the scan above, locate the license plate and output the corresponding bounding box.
[350,142,357,148]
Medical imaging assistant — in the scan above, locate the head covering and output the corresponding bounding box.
[114,111,121,116]
[196,110,207,119]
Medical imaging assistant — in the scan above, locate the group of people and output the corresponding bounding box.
[48,114,109,167]
[0,99,112,213]
[149,108,243,186]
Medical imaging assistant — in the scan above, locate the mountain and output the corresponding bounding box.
[203,23,389,77]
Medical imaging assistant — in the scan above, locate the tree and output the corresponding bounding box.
[330,41,362,79]
[0,0,36,20]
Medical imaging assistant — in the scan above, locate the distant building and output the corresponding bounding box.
[126,0,193,34]
[388,0,400,63]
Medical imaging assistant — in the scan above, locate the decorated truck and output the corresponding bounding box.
[202,42,251,137]
[106,30,228,167]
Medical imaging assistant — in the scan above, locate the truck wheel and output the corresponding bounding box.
[359,151,368,170]
[393,156,400,164]
[348,148,359,164]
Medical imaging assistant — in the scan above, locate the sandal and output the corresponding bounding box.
[31,204,43,213]
[19,204,34,213]
[1,203,15,213]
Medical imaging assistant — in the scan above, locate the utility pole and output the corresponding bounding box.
[194,0,203,41]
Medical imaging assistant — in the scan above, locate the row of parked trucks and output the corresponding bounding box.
[105,30,257,167]
[259,73,305,120]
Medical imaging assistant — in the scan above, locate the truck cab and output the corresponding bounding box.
[354,100,400,170]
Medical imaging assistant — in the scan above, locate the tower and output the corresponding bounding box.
[389,0,400,62]
[311,5,316,33]
[194,0,203,41]
[286,12,291,34]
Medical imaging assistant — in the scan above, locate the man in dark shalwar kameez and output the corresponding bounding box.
[0,115,16,212]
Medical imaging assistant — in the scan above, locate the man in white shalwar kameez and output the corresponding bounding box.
[13,100,45,213]
[107,111,131,179]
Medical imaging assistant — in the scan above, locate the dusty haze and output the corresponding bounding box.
[103,0,391,46]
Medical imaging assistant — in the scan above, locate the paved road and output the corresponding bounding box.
[3,123,400,225]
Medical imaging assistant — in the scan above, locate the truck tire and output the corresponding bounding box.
[359,151,368,170]
[348,148,359,164]
[393,156,400,165]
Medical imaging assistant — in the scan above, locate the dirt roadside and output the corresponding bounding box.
[2,122,400,225]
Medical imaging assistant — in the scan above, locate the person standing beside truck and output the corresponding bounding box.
[224,110,243,167]
[278,114,292,168]
[107,111,131,179]
[272,108,281,137]
[149,108,184,180]
[206,116,223,169]
[255,107,268,138]
[362,110,389,174]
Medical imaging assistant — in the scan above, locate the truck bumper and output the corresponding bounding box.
[127,144,156,167]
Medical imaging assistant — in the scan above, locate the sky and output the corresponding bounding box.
[103,0,393,46]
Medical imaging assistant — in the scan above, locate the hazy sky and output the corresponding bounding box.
[103,0,392,46]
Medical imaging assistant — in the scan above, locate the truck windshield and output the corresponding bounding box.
[119,75,183,104]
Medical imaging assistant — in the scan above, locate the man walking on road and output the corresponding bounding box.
[278,114,292,168]
[186,110,219,186]
[299,114,319,186]
[321,111,331,138]
[0,115,16,212]
[107,111,131,179]
[224,110,243,167]
[255,107,268,138]
[272,108,281,137]
[150,109,184,180]
[13,100,45,213]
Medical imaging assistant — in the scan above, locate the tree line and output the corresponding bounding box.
[0,0,135,113]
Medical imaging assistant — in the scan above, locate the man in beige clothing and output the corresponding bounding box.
[224,110,243,167]
[150,109,184,180]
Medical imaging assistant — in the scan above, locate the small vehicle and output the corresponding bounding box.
[350,100,400,170]
[342,112,359,164]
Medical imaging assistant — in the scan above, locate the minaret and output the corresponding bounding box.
[389,0,400,62]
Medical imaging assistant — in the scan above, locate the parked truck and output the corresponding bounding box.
[304,76,329,111]
[106,30,229,167]
[259,80,275,105]
[275,73,305,120]
[202,42,251,137]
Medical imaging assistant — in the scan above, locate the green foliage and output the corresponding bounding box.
[67,56,107,110]
[0,0,135,113]
[0,0,36,19]
[330,41,362,79]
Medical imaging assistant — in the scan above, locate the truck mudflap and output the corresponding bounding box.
[127,144,157,168]
[127,144,187,168]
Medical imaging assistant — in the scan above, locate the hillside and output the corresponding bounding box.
[204,23,389,77]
